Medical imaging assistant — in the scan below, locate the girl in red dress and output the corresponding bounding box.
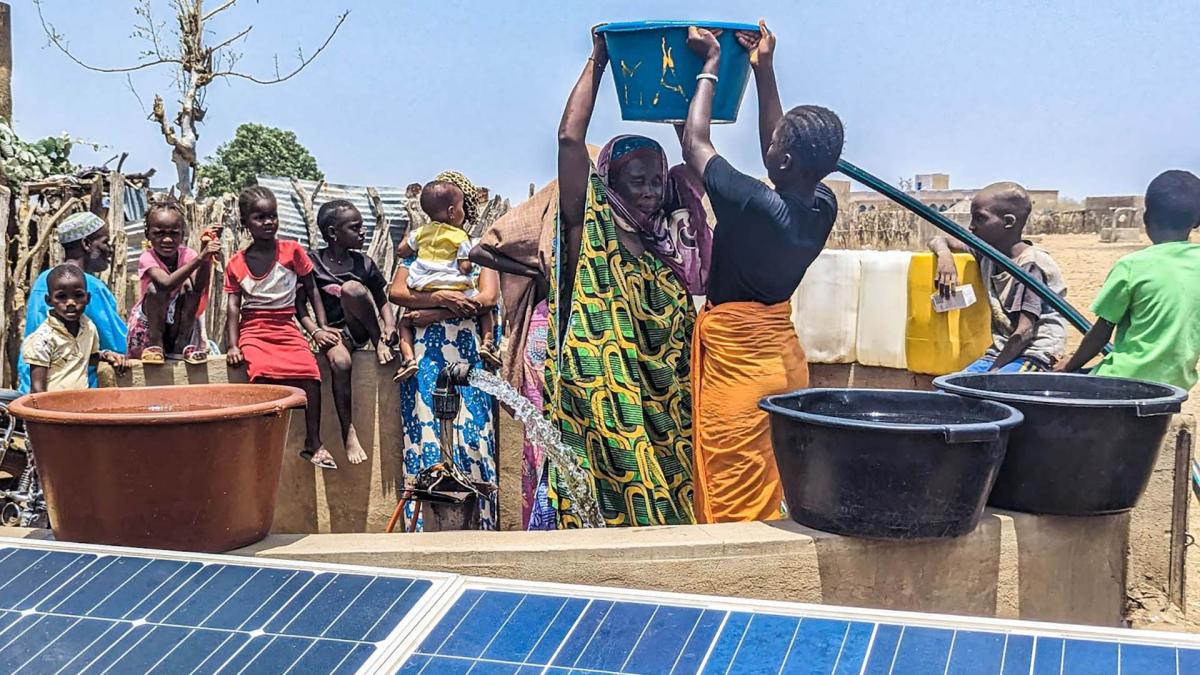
[225,186,341,469]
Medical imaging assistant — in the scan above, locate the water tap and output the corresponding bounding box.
[433,362,472,421]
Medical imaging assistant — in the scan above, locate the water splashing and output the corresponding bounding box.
[467,369,606,528]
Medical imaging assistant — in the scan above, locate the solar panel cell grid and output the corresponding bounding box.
[401,589,1197,675]
[0,546,436,675]
[3,539,1198,675]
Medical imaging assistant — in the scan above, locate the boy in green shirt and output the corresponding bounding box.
[1056,170,1200,390]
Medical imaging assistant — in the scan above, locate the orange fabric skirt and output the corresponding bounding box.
[691,300,808,523]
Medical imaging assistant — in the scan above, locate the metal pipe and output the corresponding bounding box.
[837,159,1105,351]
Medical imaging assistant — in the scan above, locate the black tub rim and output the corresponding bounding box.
[932,372,1187,416]
[759,388,1023,444]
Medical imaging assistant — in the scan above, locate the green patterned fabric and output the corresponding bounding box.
[544,172,696,528]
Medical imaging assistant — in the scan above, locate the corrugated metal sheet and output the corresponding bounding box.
[255,175,412,249]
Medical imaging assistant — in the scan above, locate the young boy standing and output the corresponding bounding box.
[1056,170,1200,389]
[23,265,126,393]
[930,182,1068,372]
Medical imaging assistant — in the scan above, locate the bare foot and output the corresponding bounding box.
[345,427,368,465]
[376,341,395,365]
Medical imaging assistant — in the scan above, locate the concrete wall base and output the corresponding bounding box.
[227,510,1128,626]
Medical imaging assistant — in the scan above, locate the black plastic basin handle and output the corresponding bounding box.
[1135,400,1182,417]
[943,424,1000,444]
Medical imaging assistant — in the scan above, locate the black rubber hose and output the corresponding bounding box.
[838,159,1106,352]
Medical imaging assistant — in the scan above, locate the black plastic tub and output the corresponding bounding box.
[759,389,1023,540]
[933,373,1187,516]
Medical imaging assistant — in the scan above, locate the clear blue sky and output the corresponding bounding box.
[13,1,1200,200]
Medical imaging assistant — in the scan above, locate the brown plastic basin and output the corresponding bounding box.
[9,384,306,552]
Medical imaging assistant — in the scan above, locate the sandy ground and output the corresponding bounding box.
[1038,232,1200,422]
[1035,233,1199,632]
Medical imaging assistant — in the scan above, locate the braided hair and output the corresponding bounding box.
[776,105,844,179]
[145,196,186,224]
[237,185,277,222]
[434,170,479,225]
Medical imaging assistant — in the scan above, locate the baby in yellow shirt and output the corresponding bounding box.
[394,180,498,381]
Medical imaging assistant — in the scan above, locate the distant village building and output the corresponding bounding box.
[843,173,1060,217]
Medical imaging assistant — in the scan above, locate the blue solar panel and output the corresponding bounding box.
[0,542,447,674]
[396,587,1199,675]
[5,537,1199,675]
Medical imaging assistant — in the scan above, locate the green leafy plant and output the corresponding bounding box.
[0,119,76,188]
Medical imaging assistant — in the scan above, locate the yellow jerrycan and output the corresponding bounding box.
[906,253,992,375]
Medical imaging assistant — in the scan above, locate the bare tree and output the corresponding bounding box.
[36,0,348,197]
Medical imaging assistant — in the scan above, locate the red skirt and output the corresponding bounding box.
[239,309,320,382]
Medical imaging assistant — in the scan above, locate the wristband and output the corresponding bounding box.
[696,73,719,84]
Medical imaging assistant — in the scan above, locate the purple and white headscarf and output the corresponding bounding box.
[596,135,712,295]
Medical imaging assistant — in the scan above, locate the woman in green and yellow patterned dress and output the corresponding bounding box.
[537,28,713,528]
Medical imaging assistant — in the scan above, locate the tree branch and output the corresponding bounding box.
[36,0,182,74]
[202,0,240,22]
[151,95,180,148]
[212,10,348,85]
[208,24,253,54]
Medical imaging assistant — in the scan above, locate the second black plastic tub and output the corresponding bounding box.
[933,373,1187,515]
[759,389,1023,539]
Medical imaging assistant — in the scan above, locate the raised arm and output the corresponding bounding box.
[681,27,722,176]
[145,240,219,292]
[738,22,780,166]
[558,27,608,237]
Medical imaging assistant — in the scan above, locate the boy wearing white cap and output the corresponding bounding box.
[17,211,130,392]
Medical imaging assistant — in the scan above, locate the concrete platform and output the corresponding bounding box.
[104,357,1195,628]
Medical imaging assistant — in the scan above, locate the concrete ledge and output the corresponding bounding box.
[229,509,1128,627]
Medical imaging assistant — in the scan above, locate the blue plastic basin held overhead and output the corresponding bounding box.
[596,20,757,124]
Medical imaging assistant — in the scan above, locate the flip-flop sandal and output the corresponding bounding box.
[480,346,502,370]
[140,347,165,365]
[392,360,418,383]
[300,448,338,470]
[182,346,209,365]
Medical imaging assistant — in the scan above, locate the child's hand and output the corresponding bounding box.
[382,326,399,347]
[407,310,437,328]
[935,252,959,298]
[736,20,774,70]
[200,237,222,261]
[687,26,722,61]
[313,327,341,350]
[226,346,245,366]
[100,350,129,374]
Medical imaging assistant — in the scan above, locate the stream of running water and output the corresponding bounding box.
[467,369,606,528]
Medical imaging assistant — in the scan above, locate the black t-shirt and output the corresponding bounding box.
[307,248,389,327]
[703,155,838,306]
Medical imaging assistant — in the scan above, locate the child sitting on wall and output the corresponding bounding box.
[225,186,341,470]
[23,264,127,393]
[126,199,222,364]
[929,182,1068,372]
[1056,170,1200,389]
[393,179,499,381]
